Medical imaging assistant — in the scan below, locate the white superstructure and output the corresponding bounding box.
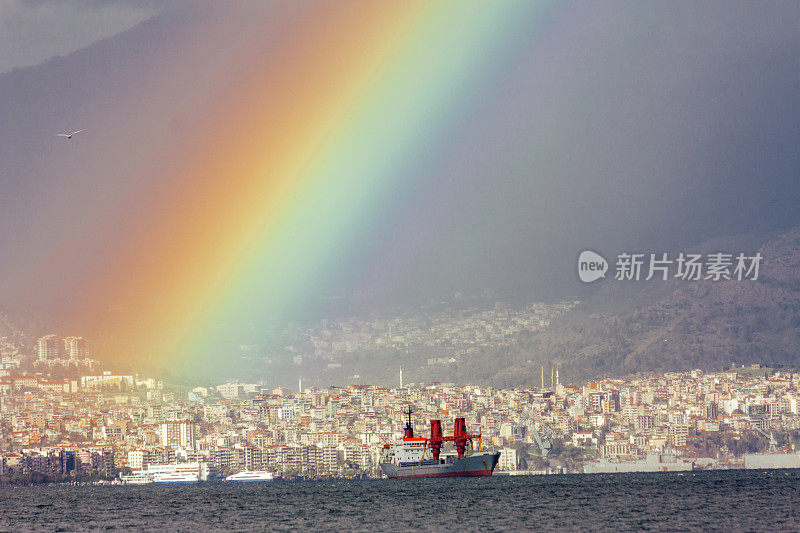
[120,471,153,484]
[152,471,200,483]
[225,470,275,482]
[122,461,209,484]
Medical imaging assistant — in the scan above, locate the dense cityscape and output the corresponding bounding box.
[2,327,799,484]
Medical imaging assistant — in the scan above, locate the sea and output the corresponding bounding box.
[1,470,798,532]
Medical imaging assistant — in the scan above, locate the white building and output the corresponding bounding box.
[128,450,146,469]
[81,372,134,389]
[160,420,197,450]
[63,336,89,360]
[37,334,62,361]
[499,448,517,470]
[572,431,596,447]
[216,382,245,399]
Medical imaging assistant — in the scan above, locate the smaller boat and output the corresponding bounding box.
[226,470,275,482]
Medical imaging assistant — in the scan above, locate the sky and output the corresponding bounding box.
[0,1,798,376]
[0,0,161,73]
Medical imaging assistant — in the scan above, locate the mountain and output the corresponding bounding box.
[255,226,800,390]
[483,227,800,386]
[4,226,800,388]
[178,225,800,388]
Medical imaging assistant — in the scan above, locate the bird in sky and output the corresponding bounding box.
[56,129,85,139]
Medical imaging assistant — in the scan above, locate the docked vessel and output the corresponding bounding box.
[226,470,275,482]
[379,407,500,479]
[744,452,800,469]
[152,471,200,483]
[122,462,207,484]
[120,471,153,484]
[583,452,694,473]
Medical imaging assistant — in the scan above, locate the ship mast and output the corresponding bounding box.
[403,405,414,438]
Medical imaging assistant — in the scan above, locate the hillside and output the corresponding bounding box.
[483,227,800,386]
[5,225,800,389]
[215,225,800,389]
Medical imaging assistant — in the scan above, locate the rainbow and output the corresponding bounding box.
[45,1,550,375]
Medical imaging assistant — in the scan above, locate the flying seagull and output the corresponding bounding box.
[56,129,85,139]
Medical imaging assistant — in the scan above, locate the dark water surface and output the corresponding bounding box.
[1,470,798,531]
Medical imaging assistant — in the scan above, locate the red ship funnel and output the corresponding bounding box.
[454,417,468,458]
[429,420,443,460]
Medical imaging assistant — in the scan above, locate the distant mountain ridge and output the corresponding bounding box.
[488,226,800,386]
[3,226,800,388]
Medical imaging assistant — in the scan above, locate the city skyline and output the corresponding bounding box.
[2,359,798,481]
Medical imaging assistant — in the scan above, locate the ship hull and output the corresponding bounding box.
[380,452,500,479]
[744,453,800,469]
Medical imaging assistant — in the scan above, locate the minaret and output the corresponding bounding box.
[400,367,403,389]
[555,364,560,387]
[551,366,554,388]
[298,377,302,394]
[541,366,545,389]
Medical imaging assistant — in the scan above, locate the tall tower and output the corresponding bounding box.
[64,336,88,360]
[400,367,403,389]
[541,366,545,389]
[555,364,560,387]
[298,377,302,394]
[37,334,62,361]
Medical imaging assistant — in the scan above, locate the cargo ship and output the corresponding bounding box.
[379,407,500,479]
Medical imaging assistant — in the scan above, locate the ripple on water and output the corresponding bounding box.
[0,470,798,532]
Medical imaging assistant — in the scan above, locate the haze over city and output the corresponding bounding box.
[1,1,799,379]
